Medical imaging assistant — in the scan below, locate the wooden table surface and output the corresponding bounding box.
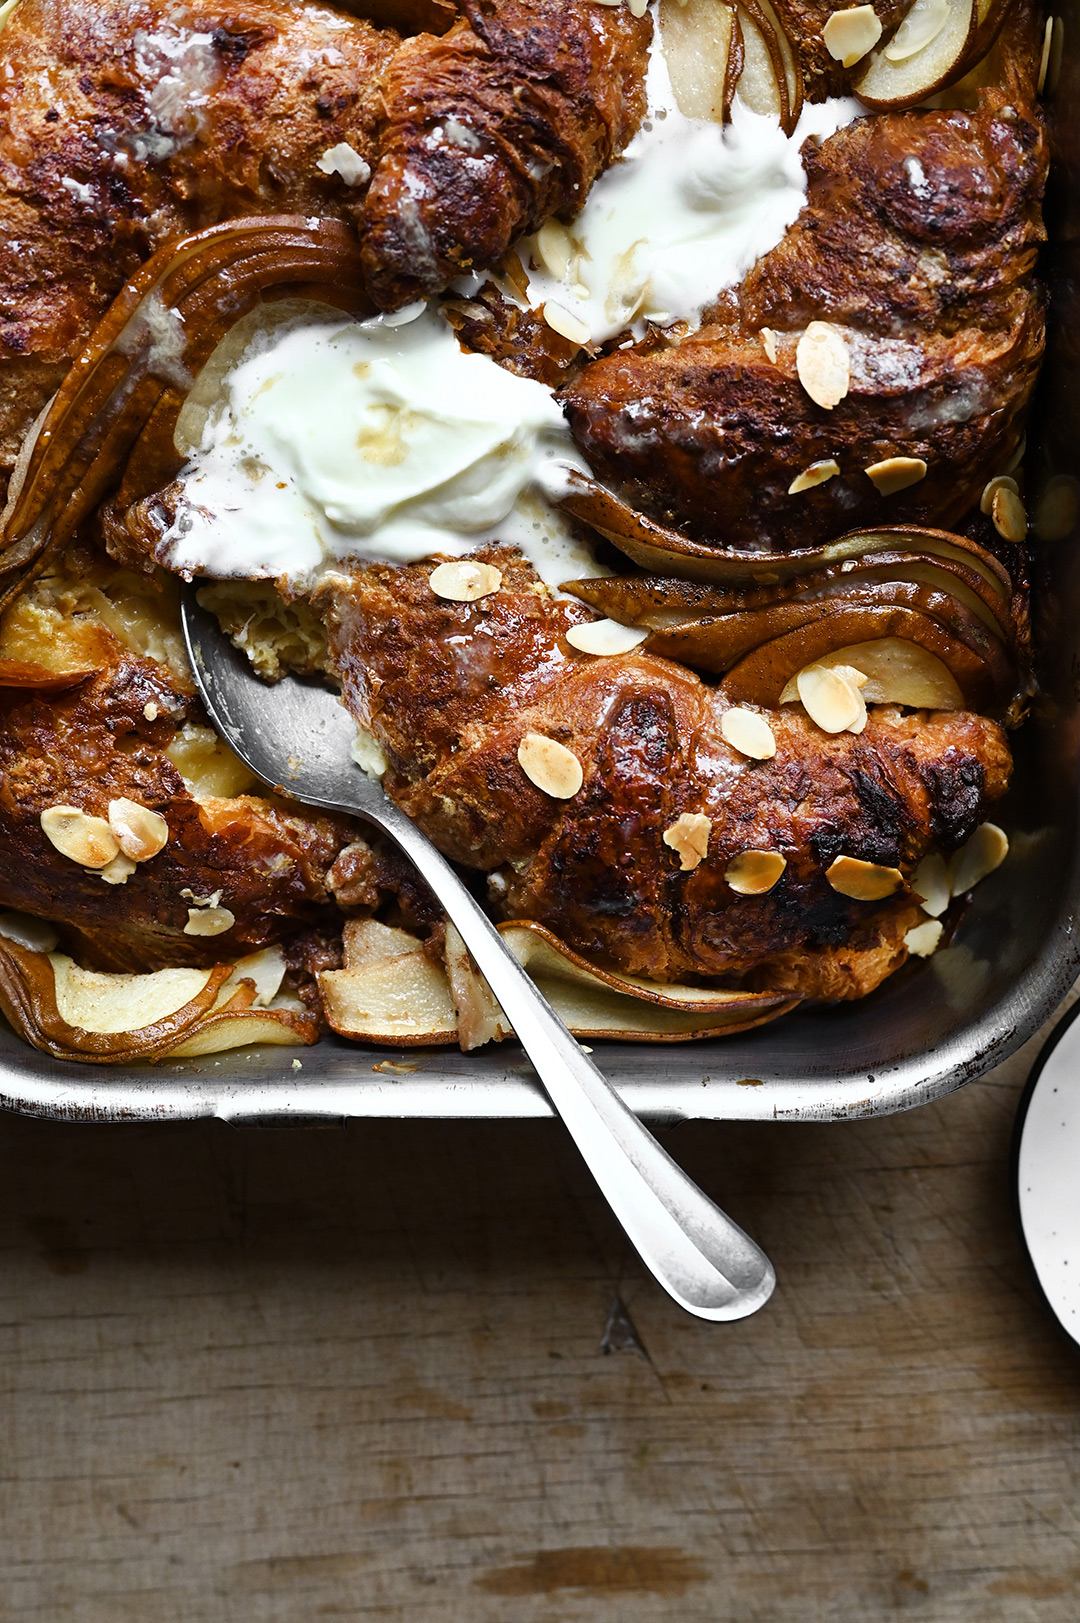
[1,1005,1078,1622]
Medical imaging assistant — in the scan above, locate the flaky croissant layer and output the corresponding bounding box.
[319,550,1011,999]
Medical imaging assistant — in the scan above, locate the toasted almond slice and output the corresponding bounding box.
[720,708,777,759]
[184,905,237,937]
[948,822,1008,894]
[883,0,949,59]
[795,663,867,734]
[517,732,584,799]
[761,327,779,363]
[826,855,904,900]
[663,811,712,872]
[40,806,119,869]
[980,474,1019,515]
[788,459,841,495]
[566,619,649,656]
[725,850,787,895]
[904,918,943,957]
[543,302,591,347]
[1034,475,1079,541]
[98,853,138,886]
[865,456,927,495]
[428,560,503,602]
[535,220,573,279]
[911,852,950,917]
[795,322,850,410]
[108,798,169,862]
[991,486,1027,544]
[823,4,882,65]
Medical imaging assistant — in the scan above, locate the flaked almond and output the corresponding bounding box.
[980,474,1019,515]
[429,560,503,602]
[1034,475,1079,541]
[948,822,1008,895]
[40,805,119,869]
[865,456,927,494]
[663,811,712,872]
[725,850,787,895]
[911,852,950,917]
[517,732,584,799]
[184,905,236,937]
[720,708,776,760]
[904,918,943,957]
[543,302,591,348]
[796,663,868,734]
[535,219,573,280]
[566,619,649,657]
[991,485,1027,543]
[823,4,882,66]
[788,459,840,495]
[760,327,779,363]
[826,855,904,900]
[883,0,948,59]
[98,853,137,886]
[795,322,850,410]
[108,798,169,862]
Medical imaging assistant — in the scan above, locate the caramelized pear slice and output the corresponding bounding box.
[558,474,1012,598]
[778,638,965,709]
[717,604,1005,710]
[318,919,798,1048]
[855,0,975,108]
[0,937,317,1063]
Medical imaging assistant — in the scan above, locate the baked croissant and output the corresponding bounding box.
[0,0,648,496]
[318,548,1011,999]
[562,87,1048,552]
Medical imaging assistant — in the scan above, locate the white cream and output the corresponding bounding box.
[164,305,597,588]
[519,44,863,344]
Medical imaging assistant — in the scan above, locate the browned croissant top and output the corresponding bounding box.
[318,550,1011,997]
[0,0,648,490]
[562,91,1048,553]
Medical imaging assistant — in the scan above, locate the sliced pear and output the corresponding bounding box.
[660,0,738,123]
[718,604,1003,710]
[855,0,975,108]
[318,919,798,1048]
[778,638,965,709]
[0,938,316,1063]
[733,4,785,122]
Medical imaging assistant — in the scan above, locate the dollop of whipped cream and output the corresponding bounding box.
[163,303,596,588]
[517,45,863,344]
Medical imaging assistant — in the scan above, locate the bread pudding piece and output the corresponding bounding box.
[0,549,375,974]
[562,85,1048,553]
[316,548,1011,999]
[0,0,649,498]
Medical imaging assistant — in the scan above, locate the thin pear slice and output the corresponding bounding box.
[778,637,964,709]
[0,937,316,1063]
[660,0,739,123]
[318,918,798,1048]
[717,603,1001,709]
[558,474,1013,600]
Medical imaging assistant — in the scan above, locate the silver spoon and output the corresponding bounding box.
[180,588,776,1322]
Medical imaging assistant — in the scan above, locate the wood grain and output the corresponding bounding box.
[0,1007,1077,1621]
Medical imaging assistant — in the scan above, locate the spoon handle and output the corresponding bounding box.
[368,799,775,1322]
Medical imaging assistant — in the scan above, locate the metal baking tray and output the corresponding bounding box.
[1,32,1077,1128]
